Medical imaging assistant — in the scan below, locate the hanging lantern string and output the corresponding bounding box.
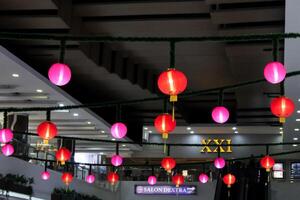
[89,164,92,175]
[3,111,8,128]
[12,130,300,147]
[44,160,48,172]
[163,98,168,113]
[272,38,279,62]
[202,163,205,173]
[116,142,120,155]
[169,40,176,69]
[167,145,171,156]
[218,89,224,106]
[266,145,270,155]
[46,110,51,121]
[59,39,66,63]
[11,146,300,168]
[1,70,300,113]
[151,166,154,176]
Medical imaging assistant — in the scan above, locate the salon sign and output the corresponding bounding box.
[135,185,197,195]
[201,139,232,153]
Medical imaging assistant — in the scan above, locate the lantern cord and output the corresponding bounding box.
[151,166,154,176]
[10,148,300,168]
[3,111,7,128]
[46,110,51,121]
[167,145,171,156]
[172,102,175,121]
[163,98,168,113]
[44,161,48,172]
[202,163,205,173]
[59,39,66,63]
[218,89,224,106]
[116,142,119,155]
[272,38,279,62]
[115,104,122,121]
[1,70,300,113]
[169,41,176,68]
[280,81,285,96]
[266,145,269,155]
[89,165,92,175]
[218,147,221,158]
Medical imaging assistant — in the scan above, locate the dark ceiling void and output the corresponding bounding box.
[73,0,206,4]
[210,0,285,11]
[0,0,286,143]
[81,13,211,22]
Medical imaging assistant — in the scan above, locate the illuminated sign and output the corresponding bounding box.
[135,185,197,195]
[201,139,232,153]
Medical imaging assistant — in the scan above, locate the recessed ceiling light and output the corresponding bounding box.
[295,128,300,132]
[187,127,191,130]
[12,73,19,78]
[190,131,194,134]
[87,121,91,125]
[293,138,298,141]
[36,89,43,93]
[101,130,105,133]
[112,138,116,141]
[99,152,104,155]
[232,127,237,130]
[279,127,283,130]
[58,103,64,107]
[298,98,300,102]
[234,131,239,134]
[122,144,126,147]
[149,131,152,133]
[144,127,148,130]
[293,144,298,147]
[297,110,300,114]
[279,131,283,134]
[73,113,79,117]
[296,119,300,122]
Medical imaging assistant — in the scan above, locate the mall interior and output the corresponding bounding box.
[0,0,300,199]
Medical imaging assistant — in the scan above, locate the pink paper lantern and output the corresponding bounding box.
[86,174,96,184]
[214,157,226,169]
[111,154,123,167]
[0,128,13,143]
[199,173,209,184]
[111,122,127,139]
[148,176,157,185]
[41,171,50,180]
[2,144,14,156]
[48,63,72,86]
[212,106,230,124]
[264,61,286,84]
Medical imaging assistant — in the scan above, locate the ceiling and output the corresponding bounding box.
[0,0,287,145]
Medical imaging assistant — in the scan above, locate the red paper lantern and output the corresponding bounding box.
[270,96,295,123]
[161,157,176,173]
[154,113,176,139]
[61,172,73,186]
[223,173,236,188]
[157,69,187,102]
[37,121,58,144]
[172,174,184,187]
[107,172,119,185]
[56,147,71,165]
[260,155,275,172]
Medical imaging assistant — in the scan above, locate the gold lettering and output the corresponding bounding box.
[201,139,212,153]
[213,139,225,153]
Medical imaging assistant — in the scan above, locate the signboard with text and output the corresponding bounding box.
[135,185,197,195]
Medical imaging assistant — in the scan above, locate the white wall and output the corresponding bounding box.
[118,181,216,200]
[0,155,117,200]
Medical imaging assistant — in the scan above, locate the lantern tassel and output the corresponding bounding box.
[279,117,285,123]
[172,102,175,121]
[43,140,49,145]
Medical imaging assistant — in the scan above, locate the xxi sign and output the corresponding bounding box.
[201,139,232,153]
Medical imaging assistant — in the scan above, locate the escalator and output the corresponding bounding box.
[214,160,269,200]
